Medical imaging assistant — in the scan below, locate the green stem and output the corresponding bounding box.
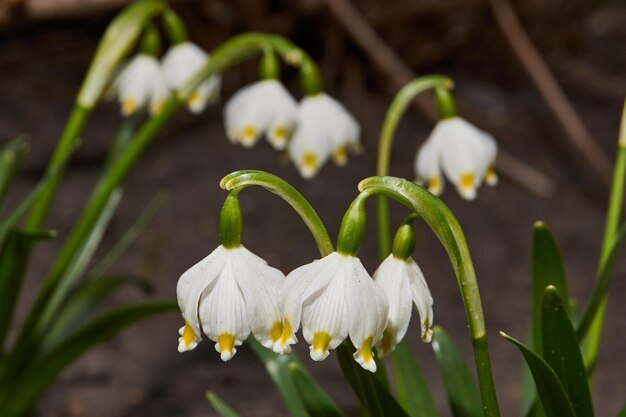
[359,176,500,417]
[25,105,90,230]
[583,99,626,374]
[220,170,333,256]
[375,75,453,259]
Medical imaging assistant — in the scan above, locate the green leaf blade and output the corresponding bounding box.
[432,326,482,417]
[288,362,347,417]
[500,332,576,417]
[391,340,439,417]
[541,286,594,417]
[206,392,242,417]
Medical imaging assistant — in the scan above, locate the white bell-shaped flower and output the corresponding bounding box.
[275,252,388,372]
[414,137,444,196]
[224,79,298,149]
[373,254,434,356]
[414,117,497,200]
[288,94,360,178]
[111,54,169,117]
[161,41,221,114]
[176,245,284,361]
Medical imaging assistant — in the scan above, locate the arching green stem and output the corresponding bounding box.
[376,75,454,259]
[220,170,334,256]
[360,176,500,417]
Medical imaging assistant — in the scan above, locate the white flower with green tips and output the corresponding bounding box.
[176,245,284,361]
[288,94,360,178]
[161,41,221,114]
[415,117,497,200]
[111,53,170,117]
[224,79,298,149]
[274,252,388,372]
[373,254,434,356]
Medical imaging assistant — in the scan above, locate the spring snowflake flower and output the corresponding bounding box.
[415,117,497,200]
[288,94,360,178]
[161,41,221,114]
[224,80,298,150]
[111,54,169,117]
[176,245,284,361]
[274,252,388,372]
[373,254,434,356]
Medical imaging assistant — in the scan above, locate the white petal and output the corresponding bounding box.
[372,255,413,356]
[199,251,250,361]
[414,137,445,195]
[406,257,434,342]
[176,245,228,342]
[344,255,389,372]
[112,54,169,116]
[231,246,284,349]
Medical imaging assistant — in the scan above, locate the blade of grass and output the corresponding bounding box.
[206,392,242,417]
[288,361,347,417]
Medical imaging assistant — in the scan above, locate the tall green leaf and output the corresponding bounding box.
[618,404,626,417]
[500,332,576,417]
[0,136,29,208]
[247,338,310,417]
[532,222,569,354]
[391,340,439,417]
[289,362,347,417]
[206,392,242,417]
[0,229,55,354]
[432,326,482,417]
[541,286,594,417]
[0,301,176,416]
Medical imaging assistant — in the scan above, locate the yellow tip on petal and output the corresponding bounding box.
[354,336,376,372]
[270,321,283,343]
[188,90,202,107]
[151,100,165,116]
[422,316,433,343]
[122,98,137,116]
[274,319,294,353]
[428,177,442,195]
[333,146,348,166]
[272,126,287,143]
[485,167,498,186]
[177,322,199,352]
[218,333,236,361]
[459,172,475,190]
[310,331,331,361]
[300,152,318,178]
[241,125,257,146]
[377,328,395,357]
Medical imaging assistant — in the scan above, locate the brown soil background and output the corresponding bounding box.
[0,0,625,416]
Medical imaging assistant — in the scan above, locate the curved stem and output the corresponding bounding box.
[360,176,500,417]
[376,75,453,259]
[583,99,626,375]
[221,170,334,256]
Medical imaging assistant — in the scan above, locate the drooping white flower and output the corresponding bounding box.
[161,41,221,114]
[373,254,434,356]
[111,54,170,116]
[224,79,298,149]
[288,94,360,178]
[176,245,284,361]
[414,117,497,200]
[275,252,388,372]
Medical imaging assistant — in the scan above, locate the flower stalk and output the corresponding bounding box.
[375,75,454,259]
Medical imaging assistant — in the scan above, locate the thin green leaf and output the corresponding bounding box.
[0,228,55,354]
[432,326,482,417]
[206,392,242,417]
[542,286,594,417]
[43,275,150,351]
[289,361,347,417]
[88,191,166,279]
[336,342,410,417]
[577,222,626,340]
[391,340,439,417]
[247,338,310,417]
[500,332,576,417]
[618,404,626,417]
[0,136,29,208]
[532,222,570,354]
[0,301,176,415]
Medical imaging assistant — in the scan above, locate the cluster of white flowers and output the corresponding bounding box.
[224,83,360,179]
[110,41,221,117]
[176,245,433,372]
[414,117,498,200]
